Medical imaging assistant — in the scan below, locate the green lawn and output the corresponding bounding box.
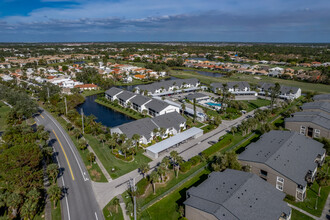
[291,209,314,220]
[103,197,124,220]
[84,134,152,179]
[286,160,330,217]
[95,98,145,120]
[0,101,11,132]
[241,99,271,112]
[170,69,330,94]
[140,169,210,220]
[201,124,216,133]
[51,201,61,220]
[54,116,108,182]
[81,89,105,97]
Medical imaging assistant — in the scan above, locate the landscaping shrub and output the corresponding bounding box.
[285,195,295,202]
[190,156,201,166]
[180,161,192,173]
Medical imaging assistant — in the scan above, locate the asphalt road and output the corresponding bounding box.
[34,109,104,220]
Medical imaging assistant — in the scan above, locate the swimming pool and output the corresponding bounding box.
[206,102,221,107]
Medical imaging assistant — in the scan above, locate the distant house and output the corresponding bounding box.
[210,81,257,97]
[313,94,330,102]
[184,169,291,220]
[258,82,301,100]
[74,83,98,91]
[238,130,325,201]
[111,111,186,144]
[285,111,330,139]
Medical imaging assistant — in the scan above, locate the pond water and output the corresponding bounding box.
[76,95,134,128]
[174,69,224,77]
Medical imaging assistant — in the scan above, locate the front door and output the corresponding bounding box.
[307,127,313,137]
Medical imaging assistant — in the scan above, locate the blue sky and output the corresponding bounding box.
[0,0,329,42]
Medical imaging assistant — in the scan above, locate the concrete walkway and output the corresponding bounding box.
[320,193,330,220]
[88,145,112,182]
[287,203,319,220]
[91,108,263,209]
[61,115,112,182]
[118,195,131,220]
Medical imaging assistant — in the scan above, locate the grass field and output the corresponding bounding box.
[291,209,314,220]
[84,134,152,179]
[81,89,105,97]
[170,69,330,94]
[103,197,124,220]
[286,158,330,217]
[241,99,271,112]
[140,169,210,220]
[0,102,11,132]
[51,201,62,220]
[54,116,108,182]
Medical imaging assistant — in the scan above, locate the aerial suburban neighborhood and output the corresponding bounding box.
[0,1,330,219]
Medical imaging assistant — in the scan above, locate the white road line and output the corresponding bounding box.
[52,133,71,220]
[43,111,88,181]
[95,212,99,220]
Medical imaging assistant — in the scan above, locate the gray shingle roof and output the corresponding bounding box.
[114,112,186,140]
[302,101,330,114]
[184,169,291,220]
[211,81,250,91]
[285,111,330,130]
[136,78,199,93]
[313,94,330,101]
[239,130,325,186]
[258,82,299,94]
[117,118,158,140]
[105,87,123,97]
[185,93,209,100]
[130,94,152,106]
[145,99,170,112]
[116,90,136,102]
[152,112,186,131]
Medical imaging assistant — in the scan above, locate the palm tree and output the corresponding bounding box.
[87,152,96,165]
[107,137,117,153]
[139,162,150,178]
[231,126,237,136]
[149,171,159,194]
[78,139,87,151]
[119,133,127,144]
[21,199,38,220]
[48,185,62,209]
[153,128,159,140]
[72,128,80,141]
[132,134,141,150]
[47,163,59,185]
[170,151,183,178]
[98,134,106,148]
[161,156,171,170]
[159,127,166,139]
[157,165,166,182]
[6,192,22,218]
[181,103,186,115]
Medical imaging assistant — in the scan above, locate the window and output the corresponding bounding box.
[300,126,306,135]
[276,184,283,191]
[314,129,320,138]
[277,176,284,183]
[260,170,268,177]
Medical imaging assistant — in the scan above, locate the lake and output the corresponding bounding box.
[76,95,134,128]
[174,69,224,77]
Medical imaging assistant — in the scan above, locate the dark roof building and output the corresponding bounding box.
[105,87,123,99]
[238,130,325,201]
[313,94,330,102]
[258,82,301,100]
[211,81,250,92]
[184,169,291,220]
[301,101,330,114]
[185,93,209,101]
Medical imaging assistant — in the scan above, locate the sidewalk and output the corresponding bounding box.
[320,193,330,220]
[287,203,319,220]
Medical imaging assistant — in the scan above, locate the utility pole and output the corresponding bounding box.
[130,178,137,220]
[81,108,84,134]
[64,97,68,115]
[47,87,50,102]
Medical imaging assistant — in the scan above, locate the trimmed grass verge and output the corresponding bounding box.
[51,201,61,220]
[103,197,124,220]
[291,209,314,220]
